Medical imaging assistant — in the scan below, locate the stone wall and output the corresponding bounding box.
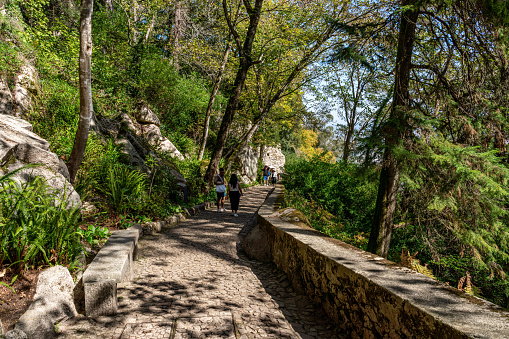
[253,185,509,339]
[261,146,285,174]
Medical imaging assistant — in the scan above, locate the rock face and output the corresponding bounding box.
[237,145,260,184]
[141,123,185,161]
[0,79,14,115]
[261,146,285,174]
[135,103,160,126]
[12,65,37,116]
[14,266,77,339]
[0,114,81,208]
[115,138,148,171]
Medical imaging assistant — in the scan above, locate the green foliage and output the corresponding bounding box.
[0,172,82,271]
[139,54,218,138]
[98,164,147,212]
[389,137,509,307]
[31,78,79,156]
[76,225,110,247]
[284,156,378,233]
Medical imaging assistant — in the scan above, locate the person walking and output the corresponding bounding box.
[215,168,227,212]
[262,166,270,186]
[227,173,243,217]
[271,168,277,185]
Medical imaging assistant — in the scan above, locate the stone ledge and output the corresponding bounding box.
[83,224,141,317]
[256,184,509,339]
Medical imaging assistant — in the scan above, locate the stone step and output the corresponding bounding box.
[119,315,240,339]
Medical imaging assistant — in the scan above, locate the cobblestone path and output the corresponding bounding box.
[58,186,343,339]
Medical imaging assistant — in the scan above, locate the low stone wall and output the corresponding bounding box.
[254,184,509,338]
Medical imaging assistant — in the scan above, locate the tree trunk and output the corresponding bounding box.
[342,125,354,162]
[104,0,113,12]
[171,0,185,71]
[67,0,94,184]
[203,0,264,188]
[198,42,232,161]
[367,1,419,257]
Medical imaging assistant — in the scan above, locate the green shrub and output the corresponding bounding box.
[284,156,378,233]
[98,164,147,212]
[0,170,82,272]
[76,225,110,247]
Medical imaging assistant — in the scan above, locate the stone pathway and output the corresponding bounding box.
[58,186,343,339]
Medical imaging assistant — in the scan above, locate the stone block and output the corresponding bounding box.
[15,310,54,339]
[82,225,141,317]
[84,280,118,317]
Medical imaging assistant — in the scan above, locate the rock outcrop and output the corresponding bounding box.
[135,103,161,126]
[140,121,184,161]
[13,65,38,117]
[0,114,81,208]
[237,145,260,184]
[261,146,285,174]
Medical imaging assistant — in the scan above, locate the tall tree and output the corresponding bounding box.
[222,0,352,168]
[198,2,242,161]
[204,0,265,187]
[67,0,94,183]
[367,0,420,257]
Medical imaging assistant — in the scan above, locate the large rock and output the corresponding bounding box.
[141,124,184,161]
[15,266,77,339]
[261,145,285,174]
[134,103,160,126]
[0,114,48,159]
[118,112,141,136]
[97,116,121,139]
[159,138,185,161]
[237,145,260,184]
[1,144,81,208]
[0,115,81,208]
[242,223,272,262]
[0,79,13,115]
[142,123,162,146]
[115,138,148,172]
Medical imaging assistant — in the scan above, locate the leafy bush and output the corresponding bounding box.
[0,170,82,272]
[284,156,378,233]
[76,225,110,247]
[31,78,79,157]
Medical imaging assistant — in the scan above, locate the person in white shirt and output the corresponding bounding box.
[215,168,227,212]
[227,173,243,217]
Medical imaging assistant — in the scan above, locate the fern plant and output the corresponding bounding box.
[99,164,147,212]
[0,169,82,271]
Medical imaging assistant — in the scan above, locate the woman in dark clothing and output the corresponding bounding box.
[227,174,243,217]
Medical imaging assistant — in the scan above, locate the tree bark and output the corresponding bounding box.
[67,0,94,184]
[203,0,264,188]
[171,0,186,71]
[367,1,419,257]
[198,41,232,161]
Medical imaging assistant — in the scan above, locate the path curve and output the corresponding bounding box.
[58,186,343,339]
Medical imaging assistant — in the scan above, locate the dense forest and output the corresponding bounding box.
[1,0,509,312]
